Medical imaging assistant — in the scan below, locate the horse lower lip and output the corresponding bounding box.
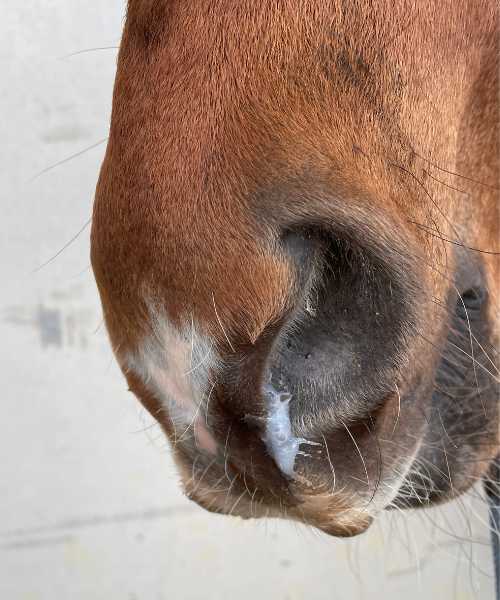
[318,516,374,538]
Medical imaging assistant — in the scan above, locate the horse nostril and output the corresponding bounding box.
[270,229,415,425]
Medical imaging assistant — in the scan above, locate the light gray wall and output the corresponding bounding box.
[1,3,495,599]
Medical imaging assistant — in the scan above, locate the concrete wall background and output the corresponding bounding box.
[1,3,495,599]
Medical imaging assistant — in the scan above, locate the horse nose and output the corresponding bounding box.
[208,225,420,498]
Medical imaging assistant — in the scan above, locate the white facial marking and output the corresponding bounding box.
[264,383,319,478]
[123,306,220,455]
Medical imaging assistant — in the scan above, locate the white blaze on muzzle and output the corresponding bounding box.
[123,309,220,455]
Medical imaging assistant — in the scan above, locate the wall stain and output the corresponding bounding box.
[0,505,197,541]
[1,535,75,552]
[2,285,96,351]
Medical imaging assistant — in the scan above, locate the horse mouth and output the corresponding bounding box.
[175,268,498,535]
[141,238,498,534]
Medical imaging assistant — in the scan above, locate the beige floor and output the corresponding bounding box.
[1,3,496,599]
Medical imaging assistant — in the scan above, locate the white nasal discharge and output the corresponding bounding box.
[264,384,316,478]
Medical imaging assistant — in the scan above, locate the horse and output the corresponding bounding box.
[90,0,499,583]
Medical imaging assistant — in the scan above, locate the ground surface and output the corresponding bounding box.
[1,3,495,599]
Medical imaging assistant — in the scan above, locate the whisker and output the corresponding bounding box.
[31,137,108,181]
[228,489,247,517]
[391,383,401,437]
[412,150,500,191]
[183,340,214,376]
[340,419,370,489]
[422,169,471,196]
[320,434,337,494]
[417,332,499,383]
[190,458,217,497]
[61,46,119,59]
[33,218,92,272]
[409,221,500,255]
[211,292,235,352]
